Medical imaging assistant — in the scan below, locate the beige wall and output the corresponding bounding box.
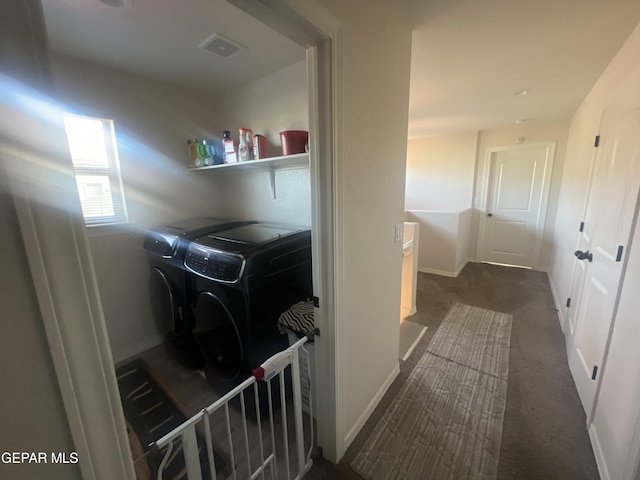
[405,131,478,211]
[220,59,308,158]
[207,59,311,226]
[51,55,230,227]
[404,131,477,275]
[319,0,413,453]
[0,1,80,479]
[407,210,461,273]
[0,162,81,480]
[456,208,473,268]
[49,55,311,361]
[406,209,472,276]
[549,21,640,479]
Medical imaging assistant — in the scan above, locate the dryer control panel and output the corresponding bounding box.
[185,246,245,283]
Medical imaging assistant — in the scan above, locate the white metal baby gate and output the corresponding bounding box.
[147,333,316,480]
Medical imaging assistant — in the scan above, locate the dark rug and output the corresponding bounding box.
[352,303,512,480]
[116,359,225,479]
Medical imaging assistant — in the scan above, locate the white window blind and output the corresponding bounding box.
[63,114,128,226]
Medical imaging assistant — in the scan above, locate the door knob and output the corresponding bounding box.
[574,250,593,262]
[487,213,493,217]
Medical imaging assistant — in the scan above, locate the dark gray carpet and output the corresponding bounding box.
[306,263,599,480]
[399,320,427,361]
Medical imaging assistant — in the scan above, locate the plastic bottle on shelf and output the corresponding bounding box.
[223,130,237,164]
[200,140,214,166]
[238,127,253,162]
[187,139,199,168]
[187,138,207,168]
[207,138,225,165]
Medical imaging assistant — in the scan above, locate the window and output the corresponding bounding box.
[63,114,128,226]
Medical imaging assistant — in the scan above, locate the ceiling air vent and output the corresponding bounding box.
[198,33,246,58]
[98,0,132,7]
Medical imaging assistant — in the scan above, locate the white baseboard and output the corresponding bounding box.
[589,423,611,480]
[401,306,417,316]
[418,266,458,277]
[402,326,428,362]
[418,258,474,278]
[546,272,566,334]
[343,363,400,449]
[112,335,164,364]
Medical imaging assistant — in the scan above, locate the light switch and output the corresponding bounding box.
[395,223,404,243]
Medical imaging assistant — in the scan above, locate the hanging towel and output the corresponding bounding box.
[278,300,315,335]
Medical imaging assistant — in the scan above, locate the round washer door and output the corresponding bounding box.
[192,291,244,380]
[149,267,177,338]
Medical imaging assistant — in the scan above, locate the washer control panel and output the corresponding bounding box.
[185,246,244,283]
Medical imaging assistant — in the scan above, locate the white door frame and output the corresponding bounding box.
[3,2,135,478]
[228,0,345,462]
[7,3,344,480]
[228,0,345,460]
[477,142,556,270]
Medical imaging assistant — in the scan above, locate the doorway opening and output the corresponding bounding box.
[399,221,426,362]
[14,1,340,478]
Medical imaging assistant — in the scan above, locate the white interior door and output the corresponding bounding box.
[568,94,640,417]
[564,252,588,337]
[563,115,607,337]
[479,143,555,268]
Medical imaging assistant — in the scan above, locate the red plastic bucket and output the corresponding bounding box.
[279,130,308,156]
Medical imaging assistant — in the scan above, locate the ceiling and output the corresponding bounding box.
[41,0,640,139]
[403,0,640,138]
[40,0,306,94]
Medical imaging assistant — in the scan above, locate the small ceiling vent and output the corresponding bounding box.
[198,33,246,58]
[98,0,132,7]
